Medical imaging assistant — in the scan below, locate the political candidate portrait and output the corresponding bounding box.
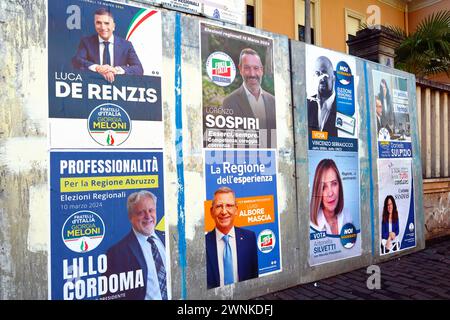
[381,195,400,253]
[310,159,352,235]
[205,186,259,289]
[105,190,167,300]
[307,56,338,137]
[222,48,276,148]
[72,7,143,82]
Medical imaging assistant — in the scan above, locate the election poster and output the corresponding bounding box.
[48,0,163,149]
[306,44,359,146]
[377,158,416,255]
[200,22,276,149]
[308,150,361,265]
[372,70,411,159]
[204,150,281,289]
[49,150,169,300]
[305,45,361,265]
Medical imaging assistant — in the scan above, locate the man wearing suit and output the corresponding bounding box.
[105,190,167,300]
[205,187,259,289]
[307,56,338,137]
[375,96,392,137]
[222,48,276,148]
[72,8,143,82]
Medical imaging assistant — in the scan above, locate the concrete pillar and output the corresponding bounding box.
[425,88,432,178]
[442,93,449,177]
[346,26,402,66]
[433,91,440,177]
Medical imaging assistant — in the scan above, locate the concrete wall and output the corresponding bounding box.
[0,0,48,299]
[0,0,425,300]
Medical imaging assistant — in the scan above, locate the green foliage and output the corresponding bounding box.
[389,10,450,78]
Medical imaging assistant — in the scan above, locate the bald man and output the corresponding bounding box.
[307,56,338,137]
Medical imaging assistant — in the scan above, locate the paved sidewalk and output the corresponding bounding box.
[255,236,450,300]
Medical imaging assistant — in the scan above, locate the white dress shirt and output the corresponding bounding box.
[87,35,125,74]
[133,228,166,300]
[215,227,239,286]
[317,91,336,131]
[243,83,267,128]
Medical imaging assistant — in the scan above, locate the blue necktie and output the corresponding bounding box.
[147,236,168,300]
[222,234,234,285]
[103,41,111,66]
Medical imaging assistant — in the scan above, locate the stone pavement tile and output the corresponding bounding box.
[291,287,320,298]
[370,293,395,300]
[424,288,450,299]
[310,288,338,299]
[333,278,352,287]
[330,289,359,299]
[384,285,420,297]
[410,292,435,299]
[273,292,296,300]
[314,283,338,291]
[291,294,313,300]
[391,276,425,287]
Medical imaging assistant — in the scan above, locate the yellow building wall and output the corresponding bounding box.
[320,0,406,52]
[259,0,406,54]
[261,0,296,39]
[408,0,450,33]
[408,0,450,83]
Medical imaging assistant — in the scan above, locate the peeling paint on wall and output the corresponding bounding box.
[0,137,48,174]
[27,184,49,253]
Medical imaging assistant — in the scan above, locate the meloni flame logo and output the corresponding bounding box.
[88,103,131,146]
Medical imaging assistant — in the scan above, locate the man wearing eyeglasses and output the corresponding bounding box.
[205,187,259,289]
[222,48,276,148]
[104,190,168,300]
[307,55,338,137]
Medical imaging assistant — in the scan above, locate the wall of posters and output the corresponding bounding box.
[201,22,281,289]
[48,0,169,300]
[306,45,361,265]
[372,70,416,255]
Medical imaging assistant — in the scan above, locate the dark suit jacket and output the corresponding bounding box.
[381,220,399,240]
[307,94,338,137]
[104,229,165,300]
[72,34,143,75]
[222,85,276,148]
[206,227,259,289]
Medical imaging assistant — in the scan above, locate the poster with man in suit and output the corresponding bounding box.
[200,23,276,149]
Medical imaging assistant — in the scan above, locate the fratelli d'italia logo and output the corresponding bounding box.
[88,103,131,146]
[206,51,236,86]
[62,211,105,253]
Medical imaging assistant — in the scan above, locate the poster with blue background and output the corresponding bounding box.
[48,0,163,149]
[50,150,168,300]
[204,150,281,289]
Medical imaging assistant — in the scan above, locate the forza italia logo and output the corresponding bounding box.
[206,52,236,86]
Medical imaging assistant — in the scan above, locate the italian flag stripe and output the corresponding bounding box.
[126,9,158,41]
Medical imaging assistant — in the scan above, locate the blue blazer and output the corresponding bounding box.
[206,227,259,289]
[72,34,143,75]
[381,219,399,240]
[104,229,165,300]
